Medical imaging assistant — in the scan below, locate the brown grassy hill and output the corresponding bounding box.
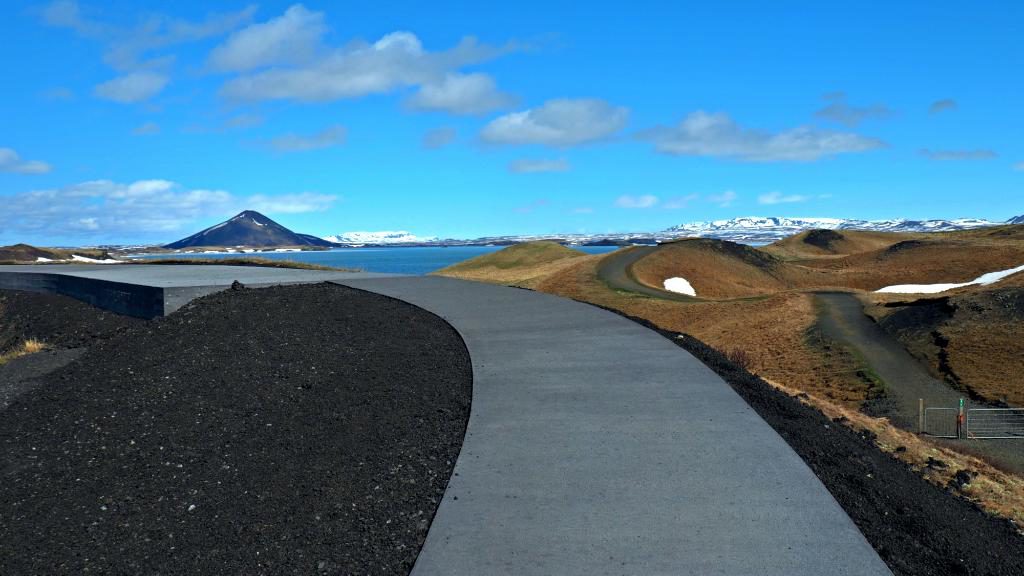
[865,284,1024,406]
[763,229,919,259]
[433,241,596,288]
[799,238,1024,289]
[0,244,113,264]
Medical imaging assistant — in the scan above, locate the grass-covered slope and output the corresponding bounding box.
[434,241,593,287]
[763,229,919,259]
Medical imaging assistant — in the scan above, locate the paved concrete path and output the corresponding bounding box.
[337,276,889,575]
[0,265,890,574]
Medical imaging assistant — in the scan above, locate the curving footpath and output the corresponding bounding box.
[0,265,890,574]
[596,245,698,301]
[338,275,890,575]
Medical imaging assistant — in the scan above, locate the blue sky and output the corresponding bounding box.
[1,1,1022,245]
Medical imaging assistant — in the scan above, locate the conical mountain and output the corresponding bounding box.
[164,211,334,249]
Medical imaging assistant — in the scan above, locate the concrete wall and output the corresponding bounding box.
[0,271,165,319]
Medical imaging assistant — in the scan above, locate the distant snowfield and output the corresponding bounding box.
[876,263,1024,294]
[663,277,697,297]
[71,254,122,264]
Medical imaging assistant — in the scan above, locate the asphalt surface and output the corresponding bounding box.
[338,276,889,576]
[594,245,698,301]
[0,265,891,575]
[0,283,472,575]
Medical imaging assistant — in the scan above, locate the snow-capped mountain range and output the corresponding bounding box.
[322,231,438,245]
[661,216,1002,243]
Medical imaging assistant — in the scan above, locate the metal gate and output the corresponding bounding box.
[965,408,1024,439]
[922,407,959,438]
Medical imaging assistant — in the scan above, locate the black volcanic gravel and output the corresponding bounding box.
[0,289,143,352]
[0,283,472,575]
[614,310,1024,576]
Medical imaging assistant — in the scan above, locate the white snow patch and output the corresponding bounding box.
[71,254,122,264]
[663,277,697,297]
[251,218,265,226]
[35,257,54,262]
[876,263,1024,294]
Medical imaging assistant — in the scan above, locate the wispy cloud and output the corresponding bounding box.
[707,190,737,207]
[508,158,570,173]
[639,111,884,162]
[814,92,893,126]
[481,99,629,147]
[513,199,549,214]
[132,121,160,135]
[41,87,75,101]
[919,148,997,161]
[663,194,699,209]
[0,178,336,240]
[214,5,519,114]
[42,1,255,103]
[407,72,515,115]
[615,194,659,209]
[422,127,457,149]
[0,148,52,174]
[268,125,347,152]
[207,4,324,72]
[929,99,957,114]
[758,191,809,205]
[1012,161,1024,171]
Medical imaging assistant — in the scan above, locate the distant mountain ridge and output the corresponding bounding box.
[322,231,438,245]
[661,216,1003,244]
[1008,215,1024,225]
[164,211,334,249]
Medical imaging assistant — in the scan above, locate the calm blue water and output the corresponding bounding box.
[132,245,620,275]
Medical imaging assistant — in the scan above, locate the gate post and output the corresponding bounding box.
[957,398,965,439]
[918,399,924,434]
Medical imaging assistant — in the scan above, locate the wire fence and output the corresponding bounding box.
[965,408,1024,439]
[919,399,1024,440]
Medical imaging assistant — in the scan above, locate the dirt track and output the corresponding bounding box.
[595,246,696,301]
[815,291,1024,474]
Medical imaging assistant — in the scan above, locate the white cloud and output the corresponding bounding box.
[268,125,347,152]
[422,127,457,149]
[0,148,52,174]
[639,111,885,162]
[508,158,570,173]
[814,92,892,126]
[41,87,75,101]
[219,24,512,104]
[481,99,629,147]
[43,1,255,104]
[615,194,659,209]
[0,178,337,239]
[929,99,957,114]
[94,71,169,103]
[207,4,325,72]
[663,193,699,209]
[132,121,160,135]
[247,192,336,214]
[407,73,515,115]
[707,190,737,207]
[758,191,809,205]
[919,149,997,161]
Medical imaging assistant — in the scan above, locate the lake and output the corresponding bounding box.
[132,245,621,275]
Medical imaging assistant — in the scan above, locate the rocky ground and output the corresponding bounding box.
[0,284,472,575]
